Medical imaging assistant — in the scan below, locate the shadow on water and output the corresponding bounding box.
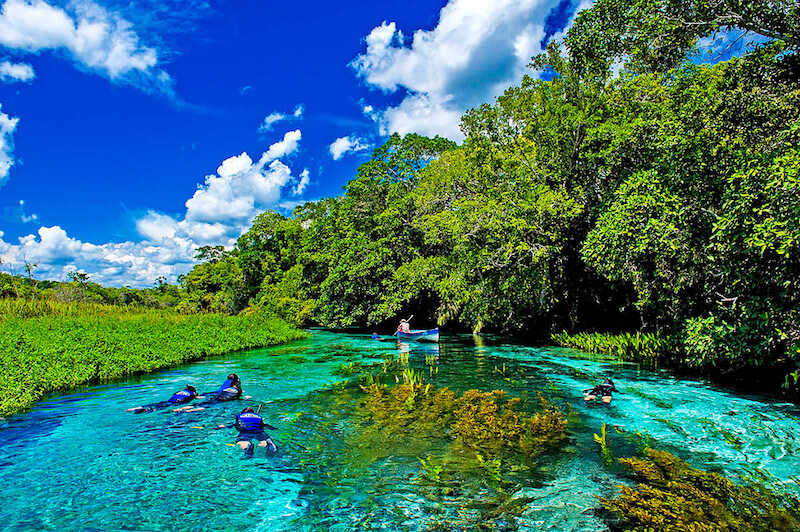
[1,331,799,531]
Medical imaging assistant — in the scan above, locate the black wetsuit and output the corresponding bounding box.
[132,389,197,413]
[583,380,620,397]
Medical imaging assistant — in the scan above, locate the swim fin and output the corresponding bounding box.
[244,443,255,457]
[266,438,278,453]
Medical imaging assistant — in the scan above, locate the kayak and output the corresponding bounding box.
[397,328,440,342]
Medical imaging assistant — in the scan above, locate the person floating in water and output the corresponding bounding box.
[371,332,380,340]
[583,378,621,404]
[126,385,198,413]
[221,406,278,457]
[174,373,244,412]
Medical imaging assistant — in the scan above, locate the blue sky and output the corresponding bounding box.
[0,0,588,286]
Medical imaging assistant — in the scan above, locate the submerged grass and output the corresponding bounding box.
[0,303,307,416]
[360,370,568,478]
[286,352,570,530]
[601,448,800,531]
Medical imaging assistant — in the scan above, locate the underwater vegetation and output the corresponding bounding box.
[601,448,800,532]
[362,378,567,460]
[333,361,364,376]
[283,358,570,530]
[594,423,615,466]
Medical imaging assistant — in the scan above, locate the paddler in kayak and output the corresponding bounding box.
[397,316,412,334]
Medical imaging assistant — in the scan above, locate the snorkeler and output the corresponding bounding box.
[583,378,622,404]
[126,385,198,413]
[220,406,278,457]
[174,374,245,412]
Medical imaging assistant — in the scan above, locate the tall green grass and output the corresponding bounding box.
[0,298,161,318]
[551,331,674,362]
[0,302,307,416]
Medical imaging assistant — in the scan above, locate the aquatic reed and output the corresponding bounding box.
[552,331,674,362]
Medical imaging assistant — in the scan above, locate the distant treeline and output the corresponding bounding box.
[0,270,181,309]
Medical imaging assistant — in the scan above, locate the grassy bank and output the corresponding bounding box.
[0,301,307,416]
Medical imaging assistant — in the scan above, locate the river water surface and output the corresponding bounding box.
[1,331,799,531]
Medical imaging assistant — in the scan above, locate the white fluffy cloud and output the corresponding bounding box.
[0,131,311,286]
[259,112,285,131]
[292,169,310,196]
[0,104,20,188]
[258,103,305,133]
[0,60,35,82]
[0,224,198,285]
[381,93,464,140]
[352,0,590,140]
[328,135,370,160]
[262,129,301,162]
[0,0,171,93]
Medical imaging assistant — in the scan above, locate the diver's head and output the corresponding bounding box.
[228,373,240,385]
[186,385,197,394]
[241,407,255,414]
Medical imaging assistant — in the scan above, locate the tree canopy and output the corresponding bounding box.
[173,1,800,382]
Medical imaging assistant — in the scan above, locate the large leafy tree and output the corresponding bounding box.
[582,46,800,367]
[236,211,301,297]
[566,0,800,75]
[297,134,456,328]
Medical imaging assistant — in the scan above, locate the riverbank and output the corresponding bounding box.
[0,302,307,416]
[552,330,800,401]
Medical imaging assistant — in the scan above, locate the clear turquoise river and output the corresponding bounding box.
[1,331,799,531]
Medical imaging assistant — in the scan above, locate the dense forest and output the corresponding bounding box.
[170,1,800,387]
[4,1,799,391]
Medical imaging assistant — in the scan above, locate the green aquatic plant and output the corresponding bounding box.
[552,331,674,363]
[401,367,425,386]
[474,452,503,483]
[594,423,615,465]
[333,361,362,376]
[418,456,445,483]
[286,375,571,531]
[617,427,656,454]
[362,381,567,463]
[601,448,800,532]
[494,363,508,376]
